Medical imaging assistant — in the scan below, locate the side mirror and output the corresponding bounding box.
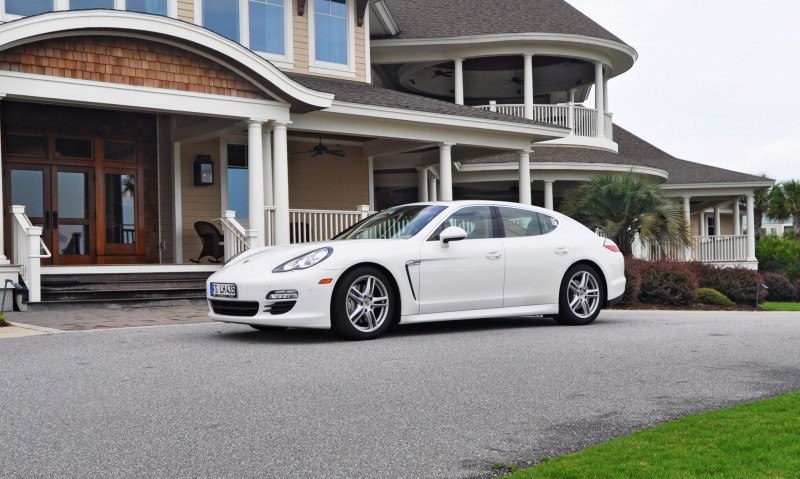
[440,226,467,246]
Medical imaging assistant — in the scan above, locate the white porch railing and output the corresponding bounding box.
[10,205,52,303]
[628,234,749,263]
[476,103,612,140]
[218,210,256,262]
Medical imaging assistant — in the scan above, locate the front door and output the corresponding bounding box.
[4,164,95,264]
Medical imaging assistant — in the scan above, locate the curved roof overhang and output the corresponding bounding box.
[372,33,638,78]
[0,10,333,112]
[455,160,669,184]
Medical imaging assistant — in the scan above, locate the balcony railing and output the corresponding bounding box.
[476,102,613,141]
[631,235,749,264]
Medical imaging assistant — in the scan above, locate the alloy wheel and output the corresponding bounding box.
[567,271,600,319]
[345,275,390,333]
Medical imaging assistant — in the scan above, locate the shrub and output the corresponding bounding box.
[761,272,798,302]
[637,261,697,306]
[756,236,800,283]
[618,258,643,306]
[695,288,734,306]
[697,266,765,305]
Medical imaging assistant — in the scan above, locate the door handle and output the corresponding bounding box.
[485,251,503,260]
[554,247,569,256]
[44,211,51,230]
[53,211,59,229]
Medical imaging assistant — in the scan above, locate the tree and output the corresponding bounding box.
[767,179,800,240]
[562,170,689,257]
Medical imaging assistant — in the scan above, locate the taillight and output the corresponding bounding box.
[603,238,621,253]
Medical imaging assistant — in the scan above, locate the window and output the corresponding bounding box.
[707,217,715,236]
[203,0,240,41]
[104,141,136,162]
[105,174,137,244]
[70,0,115,9]
[314,0,348,65]
[6,0,53,16]
[249,0,284,55]
[126,0,168,15]
[497,207,559,237]
[226,144,249,218]
[54,138,93,159]
[5,135,47,157]
[429,206,496,241]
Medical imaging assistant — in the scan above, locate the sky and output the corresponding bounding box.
[567,0,800,182]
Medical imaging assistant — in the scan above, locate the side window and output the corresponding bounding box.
[497,206,540,237]
[497,206,559,237]
[429,206,496,241]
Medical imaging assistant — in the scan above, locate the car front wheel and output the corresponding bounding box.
[331,267,395,340]
[554,264,604,326]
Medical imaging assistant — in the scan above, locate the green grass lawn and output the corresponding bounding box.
[760,302,800,311]
[503,391,800,479]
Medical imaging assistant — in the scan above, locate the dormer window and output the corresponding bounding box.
[2,0,175,19]
[309,0,355,77]
[70,0,115,8]
[202,0,240,42]
[126,0,169,15]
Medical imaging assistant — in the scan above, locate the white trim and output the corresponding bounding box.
[307,0,357,78]
[42,264,221,274]
[456,160,670,179]
[372,32,637,77]
[0,10,333,108]
[172,140,183,264]
[364,9,371,84]
[367,155,375,209]
[369,0,399,36]
[662,181,774,190]
[0,70,291,121]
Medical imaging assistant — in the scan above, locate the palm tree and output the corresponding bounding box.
[767,179,800,240]
[562,170,689,257]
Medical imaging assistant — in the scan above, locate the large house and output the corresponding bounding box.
[0,0,772,306]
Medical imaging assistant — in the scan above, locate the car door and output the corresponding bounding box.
[497,206,575,307]
[418,205,505,314]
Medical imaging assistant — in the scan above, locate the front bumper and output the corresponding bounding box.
[206,268,341,329]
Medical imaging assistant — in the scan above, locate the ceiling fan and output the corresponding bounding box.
[291,135,346,158]
[506,70,524,85]
[430,68,453,79]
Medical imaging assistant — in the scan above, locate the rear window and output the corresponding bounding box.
[497,206,558,237]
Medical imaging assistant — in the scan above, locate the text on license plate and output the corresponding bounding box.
[210,283,237,297]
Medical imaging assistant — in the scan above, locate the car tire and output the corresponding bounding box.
[331,266,396,340]
[554,264,604,326]
[249,325,288,332]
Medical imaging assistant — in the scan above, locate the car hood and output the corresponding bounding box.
[216,239,410,277]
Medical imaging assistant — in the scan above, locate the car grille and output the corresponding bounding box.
[265,301,296,315]
[211,300,260,317]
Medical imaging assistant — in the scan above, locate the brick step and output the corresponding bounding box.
[25,297,208,312]
[41,280,208,292]
[40,287,207,302]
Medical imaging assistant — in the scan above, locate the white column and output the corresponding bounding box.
[262,126,273,206]
[172,141,183,263]
[0,99,8,264]
[438,143,454,201]
[544,180,554,210]
[247,120,265,247]
[428,176,438,202]
[567,88,576,135]
[518,149,531,205]
[453,58,464,106]
[746,194,756,261]
[603,77,609,112]
[594,61,605,138]
[683,196,692,260]
[699,211,706,237]
[272,122,290,246]
[714,207,721,236]
[523,53,534,120]
[367,156,375,210]
[417,168,429,202]
[733,199,741,235]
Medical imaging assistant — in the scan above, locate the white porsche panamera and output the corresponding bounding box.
[206,201,626,340]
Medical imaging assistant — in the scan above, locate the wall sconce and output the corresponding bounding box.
[193,155,214,186]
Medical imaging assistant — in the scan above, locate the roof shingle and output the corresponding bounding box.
[382,0,626,45]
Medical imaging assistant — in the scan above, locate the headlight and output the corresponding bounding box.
[272,247,333,273]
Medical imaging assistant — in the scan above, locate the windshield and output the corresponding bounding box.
[334,205,447,240]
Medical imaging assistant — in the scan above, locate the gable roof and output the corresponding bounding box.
[463,124,772,185]
[382,0,626,45]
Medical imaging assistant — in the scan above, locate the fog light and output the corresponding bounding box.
[267,290,298,300]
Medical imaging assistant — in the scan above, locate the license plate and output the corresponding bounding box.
[210,283,237,298]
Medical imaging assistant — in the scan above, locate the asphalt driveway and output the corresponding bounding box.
[1,310,799,478]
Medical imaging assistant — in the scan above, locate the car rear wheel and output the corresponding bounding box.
[554,264,604,326]
[249,325,288,332]
[331,267,395,340]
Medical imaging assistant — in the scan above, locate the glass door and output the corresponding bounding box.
[4,165,51,265]
[52,166,95,264]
